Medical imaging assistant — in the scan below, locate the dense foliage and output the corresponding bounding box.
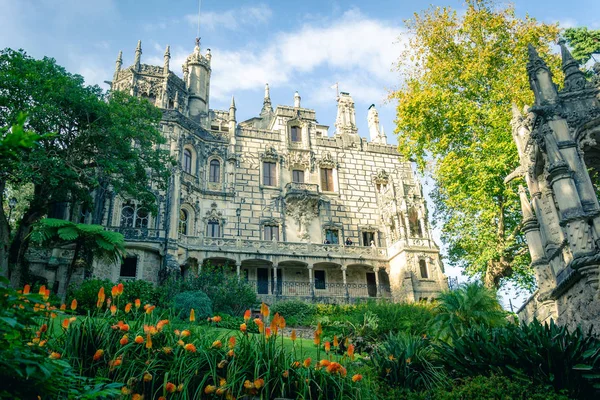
[0,48,172,287]
[172,290,213,320]
[563,27,600,65]
[392,0,561,289]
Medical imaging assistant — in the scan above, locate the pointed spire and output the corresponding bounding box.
[559,39,587,92]
[265,83,270,100]
[230,95,236,109]
[260,83,273,117]
[163,45,170,76]
[526,44,557,105]
[134,40,142,71]
[115,51,122,73]
[229,96,236,122]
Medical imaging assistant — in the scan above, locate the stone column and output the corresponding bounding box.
[308,264,314,297]
[373,266,380,297]
[341,265,349,300]
[236,262,241,280]
[273,263,278,296]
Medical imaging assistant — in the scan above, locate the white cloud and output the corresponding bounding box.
[184,3,273,32]
[557,18,578,29]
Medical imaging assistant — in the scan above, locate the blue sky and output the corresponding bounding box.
[1,0,599,307]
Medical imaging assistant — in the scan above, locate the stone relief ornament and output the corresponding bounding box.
[260,146,281,162]
[287,151,310,170]
[318,151,336,169]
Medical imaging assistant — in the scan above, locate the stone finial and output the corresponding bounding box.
[115,50,122,73]
[265,83,270,100]
[260,83,273,116]
[559,39,587,92]
[294,91,301,108]
[163,45,170,76]
[134,40,142,71]
[526,44,557,104]
[229,96,236,121]
[205,48,211,62]
[195,37,201,53]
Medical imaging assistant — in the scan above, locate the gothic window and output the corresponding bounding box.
[120,256,138,279]
[419,259,428,279]
[263,161,277,186]
[314,270,326,290]
[408,207,422,237]
[362,231,375,247]
[325,229,339,244]
[290,126,302,142]
[209,159,221,183]
[320,168,334,191]
[207,220,221,238]
[183,149,193,174]
[120,202,149,228]
[264,225,279,241]
[179,209,188,235]
[292,170,304,183]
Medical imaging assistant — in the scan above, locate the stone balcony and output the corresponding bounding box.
[284,182,320,199]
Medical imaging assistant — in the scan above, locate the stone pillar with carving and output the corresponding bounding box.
[273,263,278,296]
[373,266,380,297]
[341,265,349,300]
[308,264,314,297]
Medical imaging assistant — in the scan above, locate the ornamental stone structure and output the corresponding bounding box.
[508,42,600,333]
[27,39,448,303]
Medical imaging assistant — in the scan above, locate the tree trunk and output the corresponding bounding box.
[0,180,10,278]
[62,240,81,302]
[8,184,46,287]
[484,258,513,289]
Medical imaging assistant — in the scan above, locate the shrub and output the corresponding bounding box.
[364,301,436,337]
[371,332,447,391]
[172,290,213,320]
[428,282,506,341]
[436,320,600,399]
[67,279,113,314]
[121,279,161,306]
[271,300,315,326]
[159,264,258,315]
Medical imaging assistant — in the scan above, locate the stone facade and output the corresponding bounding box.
[510,42,600,334]
[28,39,447,303]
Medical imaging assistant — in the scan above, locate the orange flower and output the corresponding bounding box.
[254,318,264,333]
[333,335,339,348]
[406,357,412,364]
[109,358,122,369]
[260,302,269,318]
[162,347,172,354]
[145,334,152,349]
[131,394,143,400]
[324,341,331,353]
[244,309,251,321]
[38,285,46,295]
[326,361,342,374]
[254,378,265,389]
[158,398,166,400]
[70,299,77,311]
[61,318,70,330]
[145,305,155,314]
[120,335,129,345]
[240,323,247,333]
[177,383,184,392]
[60,304,66,311]
[316,322,323,335]
[49,352,61,359]
[319,359,331,368]
[211,340,222,349]
[265,327,271,339]
[43,289,50,301]
[216,387,225,396]
[352,374,363,383]
[347,344,355,360]
[227,349,234,357]
[40,324,48,333]
[282,370,289,378]
[143,372,153,382]
[116,283,124,296]
[97,287,105,308]
[181,329,190,337]
[124,303,132,313]
[135,335,144,344]
[106,297,112,307]
[165,382,176,393]
[303,358,312,368]
[184,343,196,352]
[121,386,131,395]
[219,378,227,387]
[228,336,236,349]
[291,361,300,368]
[291,329,297,341]
[313,331,321,346]
[157,319,169,331]
[120,323,130,332]
[23,284,30,295]
[177,339,185,346]
[204,385,217,394]
[111,285,118,298]
[134,298,141,308]
[110,305,117,316]
[93,349,104,361]
[69,316,76,322]
[189,308,195,322]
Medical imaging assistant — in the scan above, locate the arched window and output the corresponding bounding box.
[207,220,221,238]
[183,149,193,174]
[179,209,188,235]
[419,259,429,279]
[408,207,423,237]
[120,202,149,228]
[209,159,220,183]
[290,126,301,142]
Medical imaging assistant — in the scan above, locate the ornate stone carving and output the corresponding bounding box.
[373,169,390,185]
[318,151,336,169]
[260,146,281,163]
[287,151,310,170]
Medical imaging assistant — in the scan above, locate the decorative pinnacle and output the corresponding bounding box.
[265,83,270,99]
[164,45,170,58]
[135,40,142,53]
[230,95,236,109]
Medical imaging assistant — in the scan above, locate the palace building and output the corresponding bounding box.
[29,39,448,302]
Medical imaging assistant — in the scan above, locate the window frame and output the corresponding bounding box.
[262,161,277,187]
[207,220,221,238]
[325,229,339,245]
[264,225,279,241]
[362,231,375,247]
[179,209,188,235]
[320,168,334,192]
[314,270,326,290]
[183,148,193,174]
[292,169,305,183]
[290,126,302,142]
[419,259,429,279]
[209,159,221,183]
[120,256,138,279]
[120,202,149,229]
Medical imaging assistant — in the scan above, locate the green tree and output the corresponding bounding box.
[563,27,600,65]
[0,49,172,286]
[428,282,507,341]
[30,218,125,301]
[392,0,561,288]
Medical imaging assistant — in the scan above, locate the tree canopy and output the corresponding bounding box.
[0,48,172,284]
[563,27,600,65]
[392,0,561,289]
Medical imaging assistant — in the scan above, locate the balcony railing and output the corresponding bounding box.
[107,227,165,241]
[285,182,319,196]
[179,236,388,259]
[245,280,392,300]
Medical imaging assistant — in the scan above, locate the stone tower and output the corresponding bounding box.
[367,104,387,145]
[509,42,600,334]
[184,38,212,127]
